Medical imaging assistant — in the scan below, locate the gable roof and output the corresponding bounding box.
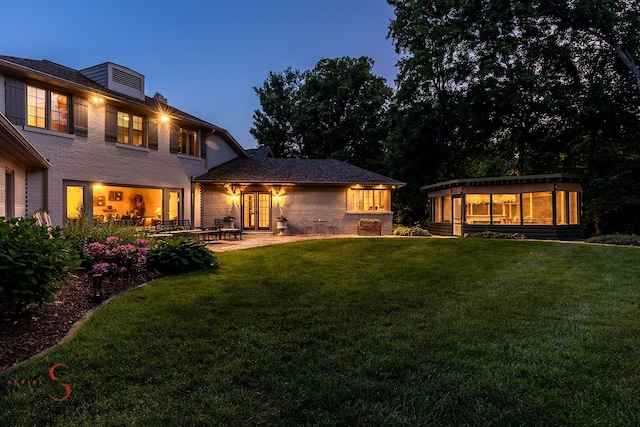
[246,146,274,158]
[0,55,211,129]
[193,158,405,187]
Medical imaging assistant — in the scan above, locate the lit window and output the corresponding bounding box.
[178,127,198,155]
[557,191,579,225]
[50,93,68,131]
[443,195,452,223]
[492,194,520,225]
[522,192,553,224]
[27,86,68,131]
[118,111,144,147]
[349,189,390,211]
[465,194,490,224]
[433,197,442,222]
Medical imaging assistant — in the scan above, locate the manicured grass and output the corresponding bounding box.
[2,238,640,426]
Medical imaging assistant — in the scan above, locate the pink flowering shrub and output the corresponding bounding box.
[85,236,150,276]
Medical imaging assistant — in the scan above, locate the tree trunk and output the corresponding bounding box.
[614,45,640,93]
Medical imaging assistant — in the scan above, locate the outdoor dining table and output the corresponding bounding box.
[314,219,327,235]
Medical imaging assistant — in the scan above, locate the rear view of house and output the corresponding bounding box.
[1,54,405,234]
[0,55,244,227]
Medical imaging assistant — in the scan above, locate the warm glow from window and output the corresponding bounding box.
[465,194,491,224]
[118,111,144,146]
[349,188,390,211]
[50,92,68,132]
[178,127,198,156]
[27,86,46,128]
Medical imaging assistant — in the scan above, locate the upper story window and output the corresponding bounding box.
[27,85,68,132]
[117,111,144,146]
[178,127,198,156]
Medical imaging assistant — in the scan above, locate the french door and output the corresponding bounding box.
[242,192,271,231]
[453,196,462,236]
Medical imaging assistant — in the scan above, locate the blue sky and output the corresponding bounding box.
[1,0,399,148]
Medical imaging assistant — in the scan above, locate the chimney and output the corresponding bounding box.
[154,92,168,104]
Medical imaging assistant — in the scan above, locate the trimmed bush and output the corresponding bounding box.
[147,236,218,273]
[392,224,430,236]
[586,234,640,247]
[0,217,79,312]
[465,230,526,240]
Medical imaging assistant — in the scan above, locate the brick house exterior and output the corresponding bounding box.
[1,55,405,234]
[0,55,244,227]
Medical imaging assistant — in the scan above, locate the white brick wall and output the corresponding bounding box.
[201,184,394,235]
[8,96,207,226]
[0,155,27,218]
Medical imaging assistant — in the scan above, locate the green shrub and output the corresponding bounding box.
[147,236,218,273]
[64,216,147,265]
[465,230,526,240]
[585,234,640,246]
[392,224,430,236]
[0,217,79,312]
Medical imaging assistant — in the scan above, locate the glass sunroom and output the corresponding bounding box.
[421,174,587,240]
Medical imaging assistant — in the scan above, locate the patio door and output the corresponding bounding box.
[242,192,271,231]
[166,190,181,221]
[453,196,462,236]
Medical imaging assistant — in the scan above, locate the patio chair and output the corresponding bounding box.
[328,218,340,235]
[301,218,313,235]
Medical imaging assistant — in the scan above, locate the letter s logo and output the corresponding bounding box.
[48,363,72,402]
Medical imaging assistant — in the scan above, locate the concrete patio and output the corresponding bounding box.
[206,232,374,252]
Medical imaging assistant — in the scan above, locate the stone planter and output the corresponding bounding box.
[276,220,288,235]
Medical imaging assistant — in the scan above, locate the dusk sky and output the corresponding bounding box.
[1,0,399,148]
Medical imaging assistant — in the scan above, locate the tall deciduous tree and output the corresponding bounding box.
[386,0,640,232]
[250,68,303,158]
[251,57,392,171]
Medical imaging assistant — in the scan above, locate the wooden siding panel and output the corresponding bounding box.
[169,125,179,153]
[73,97,88,137]
[104,104,118,142]
[5,77,25,126]
[148,119,158,150]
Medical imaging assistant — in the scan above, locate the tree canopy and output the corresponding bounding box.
[251,56,393,171]
[251,2,640,233]
[386,0,640,232]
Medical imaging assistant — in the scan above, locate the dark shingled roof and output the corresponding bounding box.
[421,173,589,192]
[0,55,214,129]
[194,158,406,186]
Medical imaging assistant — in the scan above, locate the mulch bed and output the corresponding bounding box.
[0,270,162,373]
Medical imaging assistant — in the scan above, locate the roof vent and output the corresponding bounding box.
[80,62,145,101]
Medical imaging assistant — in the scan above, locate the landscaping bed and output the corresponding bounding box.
[0,270,158,372]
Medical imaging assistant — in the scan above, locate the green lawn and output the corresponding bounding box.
[2,238,640,426]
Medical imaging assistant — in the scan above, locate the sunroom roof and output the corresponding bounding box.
[421,173,589,193]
